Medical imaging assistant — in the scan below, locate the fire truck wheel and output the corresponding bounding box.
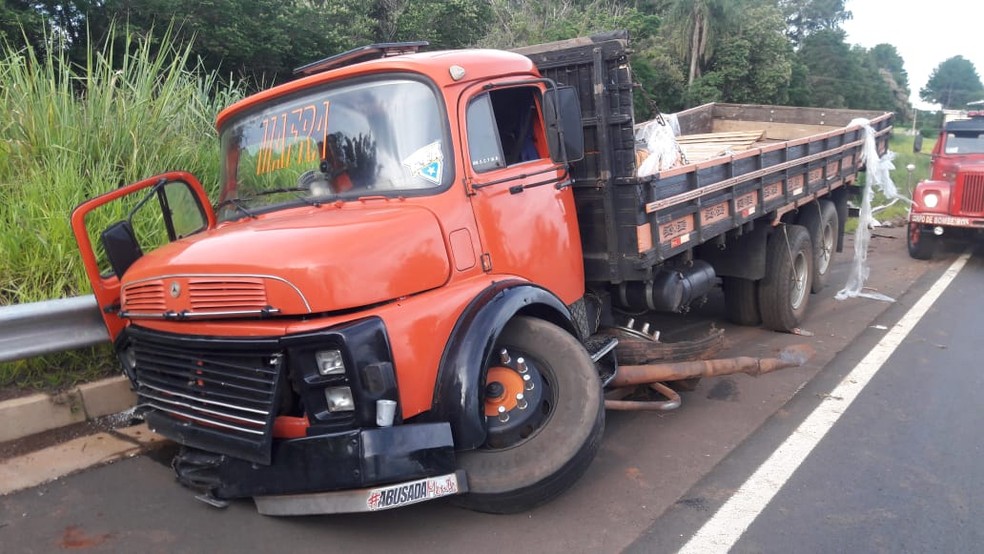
[722,276,761,326]
[907,222,937,260]
[454,316,604,514]
[759,225,813,332]
[797,200,838,293]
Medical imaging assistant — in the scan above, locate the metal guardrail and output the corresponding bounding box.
[0,295,109,363]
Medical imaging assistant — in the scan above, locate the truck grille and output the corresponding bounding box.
[122,277,269,314]
[122,281,167,311]
[129,328,283,464]
[959,172,984,214]
[188,278,268,311]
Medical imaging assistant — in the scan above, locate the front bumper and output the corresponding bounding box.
[255,470,467,515]
[169,419,457,500]
[910,213,984,228]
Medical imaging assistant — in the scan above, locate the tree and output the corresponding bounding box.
[479,0,644,49]
[779,0,851,47]
[794,28,855,107]
[869,43,908,92]
[689,1,792,105]
[664,0,737,86]
[920,56,984,109]
[92,0,374,84]
[372,0,491,49]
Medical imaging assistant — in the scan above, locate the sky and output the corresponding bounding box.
[842,0,984,111]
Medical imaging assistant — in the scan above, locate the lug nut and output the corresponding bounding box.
[627,318,635,329]
[516,393,527,410]
[523,373,534,391]
[497,405,509,422]
[517,357,528,374]
[641,322,650,334]
[499,348,510,365]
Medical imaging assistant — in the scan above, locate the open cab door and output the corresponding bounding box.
[71,172,215,340]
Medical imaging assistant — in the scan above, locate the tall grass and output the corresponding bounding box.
[0,27,244,389]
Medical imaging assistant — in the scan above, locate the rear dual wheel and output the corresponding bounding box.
[797,200,839,293]
[759,225,813,332]
[454,316,604,514]
[723,276,761,326]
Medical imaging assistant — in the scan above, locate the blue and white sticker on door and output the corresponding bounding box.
[402,141,444,185]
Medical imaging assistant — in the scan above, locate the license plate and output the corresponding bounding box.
[366,473,463,511]
[910,214,973,226]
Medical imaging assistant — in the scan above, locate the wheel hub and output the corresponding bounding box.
[483,349,550,449]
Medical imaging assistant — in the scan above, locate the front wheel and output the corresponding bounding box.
[907,222,937,260]
[454,316,604,514]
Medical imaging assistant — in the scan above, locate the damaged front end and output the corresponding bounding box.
[122,318,462,514]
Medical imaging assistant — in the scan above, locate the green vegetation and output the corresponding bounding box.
[0,28,242,390]
[920,56,984,110]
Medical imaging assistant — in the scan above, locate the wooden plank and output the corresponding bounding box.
[709,103,886,127]
[712,120,830,141]
[676,130,764,144]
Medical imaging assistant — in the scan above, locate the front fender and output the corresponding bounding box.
[431,281,576,450]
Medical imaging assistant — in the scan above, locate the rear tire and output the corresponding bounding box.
[759,225,813,332]
[907,222,937,260]
[723,277,761,326]
[454,316,604,514]
[797,200,838,293]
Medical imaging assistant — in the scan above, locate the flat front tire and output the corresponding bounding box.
[454,316,604,514]
[907,221,937,260]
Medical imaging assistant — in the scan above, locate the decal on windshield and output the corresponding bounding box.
[402,141,444,185]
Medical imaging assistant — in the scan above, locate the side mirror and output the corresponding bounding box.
[913,133,923,153]
[101,220,144,278]
[544,86,585,163]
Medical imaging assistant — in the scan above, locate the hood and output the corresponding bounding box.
[120,204,451,317]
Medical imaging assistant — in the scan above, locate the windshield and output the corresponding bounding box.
[943,132,984,154]
[217,78,449,220]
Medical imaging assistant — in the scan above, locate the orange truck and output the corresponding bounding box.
[71,32,891,515]
[907,110,984,258]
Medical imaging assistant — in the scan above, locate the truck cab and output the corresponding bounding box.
[72,43,602,515]
[907,111,984,258]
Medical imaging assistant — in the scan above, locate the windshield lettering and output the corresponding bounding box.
[217,78,449,221]
[257,101,331,176]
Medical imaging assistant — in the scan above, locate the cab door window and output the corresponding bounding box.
[466,87,544,173]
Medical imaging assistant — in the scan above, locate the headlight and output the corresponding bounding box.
[923,192,940,209]
[118,346,138,379]
[315,349,346,376]
[325,386,355,412]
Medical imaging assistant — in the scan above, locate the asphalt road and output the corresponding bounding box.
[0,226,970,554]
[629,244,983,553]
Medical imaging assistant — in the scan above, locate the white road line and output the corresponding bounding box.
[678,252,972,554]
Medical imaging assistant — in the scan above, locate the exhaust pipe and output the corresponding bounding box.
[608,344,815,387]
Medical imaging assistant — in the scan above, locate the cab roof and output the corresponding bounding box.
[945,115,984,134]
[216,48,539,130]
